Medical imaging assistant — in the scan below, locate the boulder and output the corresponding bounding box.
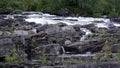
[61,26,75,32]
[45,25,61,34]
[35,44,63,65]
[35,24,48,32]
[35,44,62,56]
[64,38,106,53]
[111,44,120,53]
[57,8,73,16]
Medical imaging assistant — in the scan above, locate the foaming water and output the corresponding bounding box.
[25,12,118,29]
[61,46,66,55]
[80,28,92,41]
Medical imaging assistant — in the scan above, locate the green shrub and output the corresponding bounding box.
[93,13,102,18]
[5,48,23,64]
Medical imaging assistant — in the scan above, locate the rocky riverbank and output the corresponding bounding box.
[0,12,120,68]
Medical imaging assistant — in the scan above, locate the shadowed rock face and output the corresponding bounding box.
[64,38,106,53]
[57,8,74,16]
[0,9,13,14]
[0,37,15,57]
[0,12,120,67]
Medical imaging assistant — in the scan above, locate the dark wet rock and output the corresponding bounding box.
[111,18,120,23]
[15,20,35,27]
[35,24,48,32]
[0,19,14,27]
[108,27,119,33]
[35,44,62,56]
[111,44,120,53]
[12,36,26,46]
[57,8,74,16]
[81,24,97,33]
[96,28,108,33]
[0,9,13,14]
[47,29,81,44]
[67,62,120,68]
[0,15,6,19]
[31,32,48,45]
[0,36,15,57]
[56,23,67,27]
[96,27,120,35]
[64,38,106,53]
[35,44,62,65]
[0,64,25,68]
[73,25,82,31]
[91,62,120,68]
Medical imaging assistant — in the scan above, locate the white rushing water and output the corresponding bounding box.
[25,12,120,28]
[61,46,66,55]
[4,15,14,19]
[80,28,92,41]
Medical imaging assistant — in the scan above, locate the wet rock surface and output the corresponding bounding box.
[0,12,120,68]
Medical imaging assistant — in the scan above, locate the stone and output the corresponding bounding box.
[64,38,106,53]
[13,30,29,36]
[0,31,3,35]
[35,24,48,32]
[61,26,75,32]
[35,44,62,56]
[57,8,73,16]
[56,23,67,27]
[35,44,62,65]
[64,40,72,45]
[111,18,120,23]
[0,9,13,14]
[111,44,120,53]
[73,25,81,31]
[0,37,15,57]
[0,19,14,27]
[46,25,61,34]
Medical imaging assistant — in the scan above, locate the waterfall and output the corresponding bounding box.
[61,46,66,55]
[80,28,92,41]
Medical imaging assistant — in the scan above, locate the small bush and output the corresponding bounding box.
[93,13,102,18]
[5,48,23,64]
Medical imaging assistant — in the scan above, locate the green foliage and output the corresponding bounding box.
[0,0,8,9]
[88,34,94,39]
[5,48,23,64]
[93,13,102,18]
[40,48,47,65]
[10,23,15,34]
[0,0,120,17]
